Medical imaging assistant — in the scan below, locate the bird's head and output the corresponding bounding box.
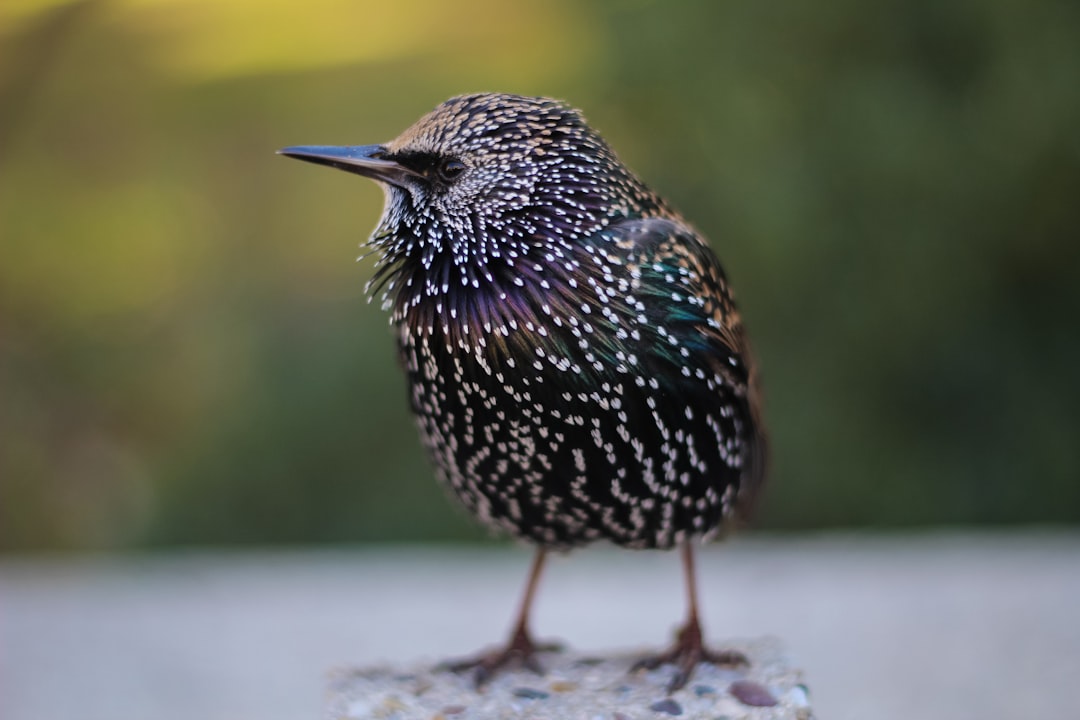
[280,94,662,304]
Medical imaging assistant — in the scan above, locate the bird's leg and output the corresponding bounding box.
[442,548,560,687]
[632,542,749,693]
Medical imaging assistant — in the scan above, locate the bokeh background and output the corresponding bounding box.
[2,0,1079,554]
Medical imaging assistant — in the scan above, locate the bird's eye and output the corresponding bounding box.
[437,158,466,182]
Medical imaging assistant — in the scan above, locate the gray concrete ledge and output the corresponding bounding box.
[327,638,811,719]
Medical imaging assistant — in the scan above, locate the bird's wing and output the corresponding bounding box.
[569,216,767,517]
[572,216,753,391]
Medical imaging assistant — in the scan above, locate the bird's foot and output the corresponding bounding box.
[439,626,562,689]
[632,620,748,694]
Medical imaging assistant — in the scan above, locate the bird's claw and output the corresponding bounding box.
[632,622,749,693]
[438,629,562,689]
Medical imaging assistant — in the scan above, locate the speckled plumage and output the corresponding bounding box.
[281,93,766,691]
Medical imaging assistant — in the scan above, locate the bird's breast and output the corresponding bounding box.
[390,273,756,550]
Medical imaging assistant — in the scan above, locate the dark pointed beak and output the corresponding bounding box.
[277,144,420,188]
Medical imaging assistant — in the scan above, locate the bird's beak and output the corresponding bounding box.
[277,144,420,188]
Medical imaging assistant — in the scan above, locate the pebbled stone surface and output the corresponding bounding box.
[326,637,813,720]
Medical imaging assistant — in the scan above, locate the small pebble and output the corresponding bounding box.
[650,698,683,715]
[549,680,578,692]
[381,695,407,711]
[512,687,549,700]
[692,684,716,697]
[729,679,778,707]
[786,685,810,707]
[440,705,466,715]
[787,684,812,719]
[574,657,605,667]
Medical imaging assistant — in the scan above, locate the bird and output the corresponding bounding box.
[279,93,766,693]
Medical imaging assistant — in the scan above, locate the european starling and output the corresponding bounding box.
[280,93,766,693]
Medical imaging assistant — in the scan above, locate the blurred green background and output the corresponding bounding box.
[2,0,1078,553]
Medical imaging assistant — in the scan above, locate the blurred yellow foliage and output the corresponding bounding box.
[1,0,79,28]
[2,0,590,83]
